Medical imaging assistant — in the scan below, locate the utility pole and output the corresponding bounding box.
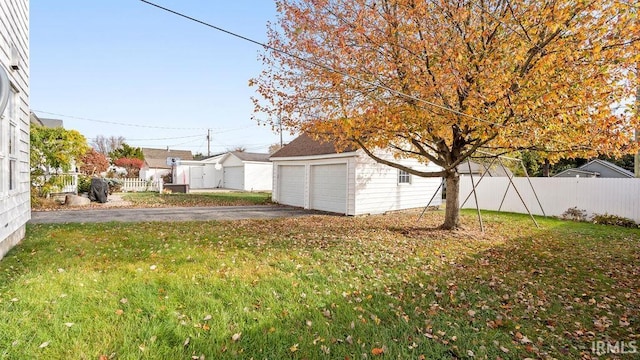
[207,128,211,157]
[635,87,639,177]
[635,63,639,177]
[279,118,283,147]
[635,6,639,178]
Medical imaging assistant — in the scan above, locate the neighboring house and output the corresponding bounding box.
[31,115,63,128]
[140,147,193,183]
[270,134,442,215]
[457,160,513,177]
[0,1,29,260]
[553,159,634,178]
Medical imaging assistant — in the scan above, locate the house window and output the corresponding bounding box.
[398,169,411,184]
[9,159,15,190]
[9,122,16,155]
[9,122,16,191]
[1,87,18,193]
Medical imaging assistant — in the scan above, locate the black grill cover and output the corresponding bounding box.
[89,178,109,203]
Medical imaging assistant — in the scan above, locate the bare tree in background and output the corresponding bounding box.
[268,143,284,154]
[92,135,126,156]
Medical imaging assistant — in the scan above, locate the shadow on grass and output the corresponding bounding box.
[0,213,638,358]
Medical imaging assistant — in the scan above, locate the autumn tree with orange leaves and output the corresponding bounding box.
[252,0,640,229]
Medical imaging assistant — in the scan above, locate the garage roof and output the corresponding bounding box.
[271,134,357,158]
[142,148,194,169]
[232,151,271,162]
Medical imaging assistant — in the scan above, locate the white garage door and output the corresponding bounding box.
[190,166,204,189]
[310,164,347,214]
[278,165,305,207]
[224,166,244,190]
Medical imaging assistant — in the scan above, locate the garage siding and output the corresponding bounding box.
[354,153,442,215]
[310,164,347,214]
[278,165,305,207]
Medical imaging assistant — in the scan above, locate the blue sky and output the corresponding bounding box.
[30,0,292,155]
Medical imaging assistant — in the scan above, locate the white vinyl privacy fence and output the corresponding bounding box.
[460,177,640,223]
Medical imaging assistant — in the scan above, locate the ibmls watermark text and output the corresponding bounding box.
[591,340,637,356]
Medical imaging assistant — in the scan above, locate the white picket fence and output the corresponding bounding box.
[49,173,78,194]
[460,177,640,223]
[120,178,164,193]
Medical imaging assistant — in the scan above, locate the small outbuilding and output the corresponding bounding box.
[210,151,272,191]
[553,159,634,178]
[270,134,442,215]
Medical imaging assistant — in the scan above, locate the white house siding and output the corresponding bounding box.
[353,151,443,215]
[0,0,29,260]
[243,161,273,191]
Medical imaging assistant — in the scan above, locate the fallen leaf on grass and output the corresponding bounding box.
[39,341,50,349]
[372,347,384,355]
[232,332,242,342]
[290,343,299,352]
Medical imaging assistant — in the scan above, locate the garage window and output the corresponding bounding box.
[398,169,411,184]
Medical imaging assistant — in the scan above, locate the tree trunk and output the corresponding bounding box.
[441,171,461,230]
[542,158,550,177]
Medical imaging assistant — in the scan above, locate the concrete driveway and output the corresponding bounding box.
[29,205,320,224]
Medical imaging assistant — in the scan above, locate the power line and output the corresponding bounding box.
[34,109,258,134]
[89,134,204,141]
[139,0,612,153]
[139,0,480,122]
[33,110,208,130]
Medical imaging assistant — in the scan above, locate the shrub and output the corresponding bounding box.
[77,175,92,193]
[105,178,123,194]
[161,173,173,184]
[561,207,588,222]
[79,149,109,175]
[592,213,638,228]
[113,158,144,178]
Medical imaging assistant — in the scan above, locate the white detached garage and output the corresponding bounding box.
[217,151,273,191]
[271,134,442,215]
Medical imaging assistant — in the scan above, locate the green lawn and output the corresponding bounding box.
[121,191,272,207]
[0,211,638,359]
[32,191,272,211]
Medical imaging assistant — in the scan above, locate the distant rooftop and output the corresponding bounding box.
[231,151,271,162]
[30,112,64,128]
